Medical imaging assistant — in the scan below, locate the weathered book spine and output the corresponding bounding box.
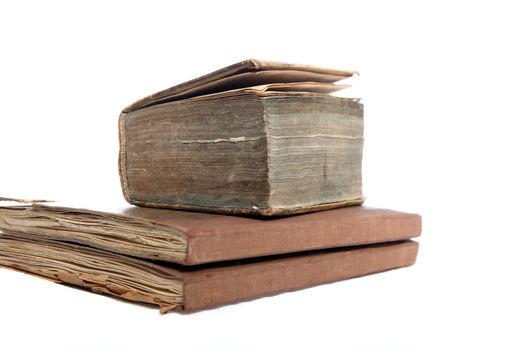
[181,208,422,265]
[119,93,364,216]
[181,241,418,312]
[118,93,270,215]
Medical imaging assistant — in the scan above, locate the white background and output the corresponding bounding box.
[1,1,524,349]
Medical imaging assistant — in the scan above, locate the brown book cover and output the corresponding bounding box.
[119,59,364,216]
[0,234,418,313]
[0,200,421,265]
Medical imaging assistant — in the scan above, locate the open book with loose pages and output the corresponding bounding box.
[0,198,421,265]
[119,59,364,216]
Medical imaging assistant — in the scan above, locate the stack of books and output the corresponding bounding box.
[0,60,421,313]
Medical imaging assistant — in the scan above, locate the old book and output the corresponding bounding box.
[0,234,418,313]
[0,200,421,265]
[119,59,363,216]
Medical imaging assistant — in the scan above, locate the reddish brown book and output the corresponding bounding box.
[0,234,418,313]
[0,201,421,265]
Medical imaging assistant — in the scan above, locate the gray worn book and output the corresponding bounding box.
[119,59,363,216]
